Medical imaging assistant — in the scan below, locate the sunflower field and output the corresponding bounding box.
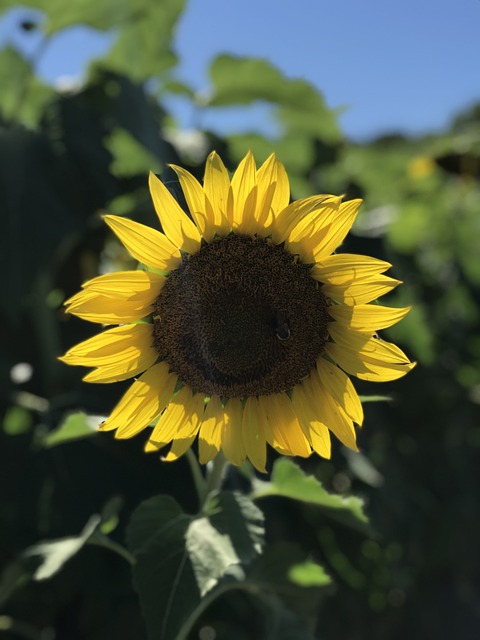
[1,2,479,639]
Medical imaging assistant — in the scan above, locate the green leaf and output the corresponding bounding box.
[208,55,340,142]
[288,561,331,587]
[248,543,330,635]
[126,492,264,640]
[98,0,186,82]
[3,405,33,435]
[42,411,100,448]
[106,128,162,177]
[24,516,101,580]
[0,105,115,323]
[358,395,393,403]
[226,132,315,175]
[204,492,264,564]
[0,46,53,126]
[252,458,368,527]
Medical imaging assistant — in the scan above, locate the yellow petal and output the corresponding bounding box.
[262,154,290,216]
[242,396,267,472]
[174,393,205,439]
[104,214,181,271]
[329,304,411,331]
[316,358,363,425]
[309,370,358,451]
[229,151,257,232]
[312,199,363,260]
[261,392,311,458]
[221,398,246,467]
[321,275,402,305]
[255,154,290,232]
[272,195,340,246]
[148,385,196,445]
[169,164,209,237]
[254,180,276,236]
[60,324,158,383]
[65,291,152,324]
[162,393,205,461]
[203,151,231,235]
[291,382,331,459]
[144,439,165,453]
[60,323,154,362]
[162,433,197,462]
[148,171,202,254]
[80,271,165,307]
[311,254,392,285]
[288,201,339,246]
[326,324,416,381]
[99,362,177,438]
[198,395,224,464]
[82,349,157,383]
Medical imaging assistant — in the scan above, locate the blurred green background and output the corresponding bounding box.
[1,1,480,639]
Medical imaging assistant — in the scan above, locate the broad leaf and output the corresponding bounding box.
[126,492,264,640]
[99,0,186,82]
[252,458,368,528]
[208,55,340,142]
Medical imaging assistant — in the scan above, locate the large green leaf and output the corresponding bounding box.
[2,0,185,80]
[98,0,186,81]
[0,0,129,32]
[252,458,368,529]
[208,55,340,142]
[126,492,264,640]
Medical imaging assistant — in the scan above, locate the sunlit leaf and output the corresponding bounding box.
[98,0,186,82]
[252,458,368,527]
[208,54,340,142]
[24,516,101,580]
[248,543,330,635]
[3,405,33,435]
[106,128,162,177]
[288,560,331,587]
[42,412,100,448]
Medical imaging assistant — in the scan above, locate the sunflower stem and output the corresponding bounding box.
[203,451,230,506]
[87,531,135,566]
[186,448,208,508]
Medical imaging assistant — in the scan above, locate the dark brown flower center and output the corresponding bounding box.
[153,234,329,398]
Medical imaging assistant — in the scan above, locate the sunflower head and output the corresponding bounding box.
[60,151,414,472]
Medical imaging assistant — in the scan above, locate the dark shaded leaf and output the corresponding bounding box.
[126,492,265,640]
[248,543,330,638]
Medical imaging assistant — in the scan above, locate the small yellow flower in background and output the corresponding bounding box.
[60,152,415,472]
[407,155,436,180]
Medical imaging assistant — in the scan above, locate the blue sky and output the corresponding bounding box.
[1,0,479,140]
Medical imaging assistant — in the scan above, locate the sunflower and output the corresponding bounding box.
[60,151,414,472]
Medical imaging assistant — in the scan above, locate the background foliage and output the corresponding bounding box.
[1,1,480,639]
